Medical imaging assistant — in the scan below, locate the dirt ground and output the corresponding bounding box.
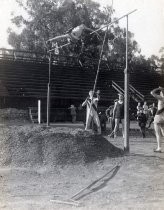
[0,122,164,210]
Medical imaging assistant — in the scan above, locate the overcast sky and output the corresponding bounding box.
[0,0,164,58]
[99,0,164,58]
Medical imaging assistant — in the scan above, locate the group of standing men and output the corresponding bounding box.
[46,23,164,152]
[82,87,164,153]
[136,101,157,138]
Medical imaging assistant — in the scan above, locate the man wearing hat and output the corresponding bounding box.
[68,104,77,123]
[109,93,124,138]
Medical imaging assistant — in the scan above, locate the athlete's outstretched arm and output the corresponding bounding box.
[47,34,70,43]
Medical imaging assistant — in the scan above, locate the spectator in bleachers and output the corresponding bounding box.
[109,94,124,138]
[151,87,164,153]
[137,108,147,138]
[147,103,157,128]
[68,104,77,123]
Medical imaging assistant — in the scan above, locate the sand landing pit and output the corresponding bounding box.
[0,125,123,167]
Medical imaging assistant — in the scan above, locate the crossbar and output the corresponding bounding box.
[90,9,137,35]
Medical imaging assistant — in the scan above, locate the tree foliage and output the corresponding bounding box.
[144,47,164,74]
[8,0,140,63]
[158,47,164,74]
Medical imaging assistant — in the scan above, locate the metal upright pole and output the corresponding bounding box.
[47,52,52,127]
[124,15,130,152]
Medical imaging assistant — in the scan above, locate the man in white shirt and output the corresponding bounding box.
[82,90,101,134]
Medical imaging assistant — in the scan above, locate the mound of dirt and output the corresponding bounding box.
[0,108,29,123]
[0,125,123,167]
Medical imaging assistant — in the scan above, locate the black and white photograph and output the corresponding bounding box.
[0,0,164,209]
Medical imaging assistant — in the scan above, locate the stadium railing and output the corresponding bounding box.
[0,48,125,70]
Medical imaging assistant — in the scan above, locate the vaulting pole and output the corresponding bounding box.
[47,52,52,127]
[124,15,130,152]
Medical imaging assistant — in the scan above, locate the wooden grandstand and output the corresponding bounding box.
[0,48,163,122]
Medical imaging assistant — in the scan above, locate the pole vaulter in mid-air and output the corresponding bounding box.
[46,24,101,46]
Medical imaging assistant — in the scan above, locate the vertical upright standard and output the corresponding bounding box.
[124,15,130,152]
[38,99,41,124]
[47,52,52,127]
[90,11,137,152]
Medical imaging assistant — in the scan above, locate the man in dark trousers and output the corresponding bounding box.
[147,103,157,128]
[137,108,147,138]
[68,104,77,123]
